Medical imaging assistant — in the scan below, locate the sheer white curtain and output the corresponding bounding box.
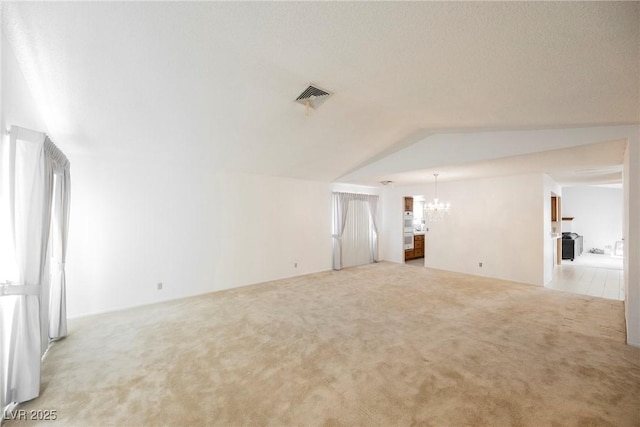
[332,192,379,270]
[342,198,371,268]
[47,140,70,341]
[366,196,379,264]
[0,126,70,415]
[332,193,350,270]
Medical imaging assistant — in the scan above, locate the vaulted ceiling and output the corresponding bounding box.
[2,2,639,182]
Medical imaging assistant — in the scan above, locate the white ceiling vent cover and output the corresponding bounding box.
[295,84,333,112]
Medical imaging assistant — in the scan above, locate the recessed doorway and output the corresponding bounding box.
[403,195,426,266]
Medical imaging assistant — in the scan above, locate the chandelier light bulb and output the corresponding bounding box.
[425,174,451,221]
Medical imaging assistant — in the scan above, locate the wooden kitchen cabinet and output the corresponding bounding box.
[404,249,415,260]
[405,234,425,260]
[404,197,413,212]
[414,235,424,258]
[551,196,558,222]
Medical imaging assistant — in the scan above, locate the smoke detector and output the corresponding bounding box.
[295,84,333,114]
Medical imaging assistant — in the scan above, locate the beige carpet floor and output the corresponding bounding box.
[7,262,640,426]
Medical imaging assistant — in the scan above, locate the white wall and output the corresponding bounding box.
[0,26,48,140]
[381,173,545,286]
[65,162,334,317]
[217,171,333,289]
[561,186,623,253]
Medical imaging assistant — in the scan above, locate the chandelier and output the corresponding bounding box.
[425,173,451,221]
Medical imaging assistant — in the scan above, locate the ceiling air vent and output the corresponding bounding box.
[295,84,332,113]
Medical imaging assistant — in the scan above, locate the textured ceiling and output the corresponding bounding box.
[2,2,639,181]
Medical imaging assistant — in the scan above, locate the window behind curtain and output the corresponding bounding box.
[341,199,374,268]
[0,136,17,283]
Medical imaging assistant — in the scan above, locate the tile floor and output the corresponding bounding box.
[405,258,425,267]
[546,253,624,301]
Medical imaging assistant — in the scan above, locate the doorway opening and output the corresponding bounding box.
[547,186,624,301]
[403,195,426,266]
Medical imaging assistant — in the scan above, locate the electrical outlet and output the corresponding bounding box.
[157,282,163,290]
[479,262,483,267]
